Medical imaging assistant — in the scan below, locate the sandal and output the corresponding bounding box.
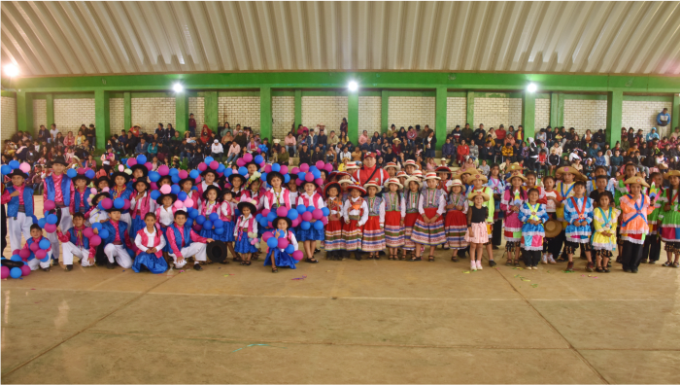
[505,258,513,266]
[513,260,520,266]
[451,256,459,262]
[306,258,319,263]
[375,255,381,260]
[272,268,278,273]
[245,261,252,266]
[673,262,679,268]
[428,256,435,262]
[662,261,672,267]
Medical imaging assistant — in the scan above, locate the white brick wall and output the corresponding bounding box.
[131,97,176,134]
[388,96,435,130]
[218,96,261,133]
[358,96,381,137]
[189,97,205,128]
[447,97,467,131]
[535,98,551,129]
[33,99,47,132]
[473,97,523,129]
[109,98,125,134]
[1,96,17,142]
[272,96,295,139]
[54,98,95,135]
[563,99,607,135]
[622,100,673,137]
[301,96,348,132]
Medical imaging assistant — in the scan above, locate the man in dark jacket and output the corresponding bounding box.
[299,143,313,165]
[461,123,474,143]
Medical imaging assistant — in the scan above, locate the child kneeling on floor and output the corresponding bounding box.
[264,216,299,273]
[57,212,95,271]
[132,213,168,274]
[166,210,214,271]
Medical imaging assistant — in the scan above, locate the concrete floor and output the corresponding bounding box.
[2,198,680,383]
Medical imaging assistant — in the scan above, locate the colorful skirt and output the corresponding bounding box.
[384,211,404,248]
[362,216,385,252]
[660,210,680,242]
[504,213,522,241]
[264,248,298,269]
[234,233,259,254]
[445,210,469,249]
[412,208,446,246]
[324,219,345,251]
[130,215,145,238]
[465,222,488,244]
[403,212,420,250]
[298,223,325,242]
[520,223,544,251]
[132,252,168,274]
[648,208,663,235]
[343,218,363,251]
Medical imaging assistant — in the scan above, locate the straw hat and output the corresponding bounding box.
[450,179,464,189]
[544,219,562,238]
[469,190,490,202]
[664,170,680,180]
[346,161,360,170]
[624,176,650,188]
[412,170,424,179]
[468,173,488,184]
[507,174,528,183]
[384,162,398,170]
[405,176,422,188]
[385,178,403,190]
[396,171,408,178]
[507,162,525,173]
[423,172,441,181]
[404,159,419,169]
[364,182,383,193]
[393,138,402,143]
[556,166,587,182]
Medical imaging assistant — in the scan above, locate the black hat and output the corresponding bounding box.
[324,182,341,198]
[301,178,321,190]
[245,161,260,171]
[130,164,149,178]
[228,173,247,186]
[266,170,285,186]
[179,177,195,187]
[111,171,131,183]
[94,176,111,188]
[206,241,228,263]
[50,156,68,167]
[156,193,178,206]
[91,192,110,206]
[237,199,257,214]
[106,206,124,214]
[201,168,219,178]
[157,175,173,186]
[202,185,221,201]
[7,169,28,179]
[133,178,151,191]
[272,216,292,230]
[71,173,92,185]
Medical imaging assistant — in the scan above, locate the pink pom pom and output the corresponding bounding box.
[12,249,20,256]
[145,162,153,171]
[302,212,313,221]
[295,178,303,186]
[277,238,289,249]
[89,236,102,247]
[193,224,202,232]
[321,216,328,225]
[315,161,325,170]
[261,209,271,217]
[315,178,323,186]
[101,198,113,209]
[305,173,315,182]
[44,224,56,233]
[29,242,40,252]
[20,162,31,173]
[160,185,172,195]
[102,187,110,193]
[195,177,202,184]
[82,228,94,238]
[178,170,188,179]
[184,198,194,208]
[264,164,272,173]
[150,182,157,190]
[122,200,131,211]
[268,221,273,229]
[243,153,253,163]
[324,163,333,172]
[44,200,56,211]
[158,165,169,176]
[236,158,245,167]
[21,265,31,277]
[210,161,219,170]
[280,165,288,175]
[276,206,289,217]
[77,167,85,175]
[127,158,137,167]
[299,163,309,172]
[90,188,97,194]
[118,165,124,172]
[35,249,47,260]
[291,167,300,174]
[1,266,9,279]
[19,248,31,259]
[312,209,324,220]
[174,200,184,209]
[292,251,304,261]
[262,232,273,242]
[197,163,207,171]
[292,218,302,227]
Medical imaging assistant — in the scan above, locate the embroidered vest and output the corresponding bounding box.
[73,189,92,213]
[138,229,163,258]
[44,175,72,205]
[169,224,193,250]
[68,227,90,249]
[6,185,34,217]
[367,196,383,216]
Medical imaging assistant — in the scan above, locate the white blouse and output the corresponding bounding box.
[342,197,369,227]
[134,227,166,252]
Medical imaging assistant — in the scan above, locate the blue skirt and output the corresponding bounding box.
[221,221,235,242]
[235,234,259,253]
[200,227,215,240]
[132,252,168,274]
[264,248,298,269]
[130,215,145,238]
[159,226,171,252]
[297,226,325,242]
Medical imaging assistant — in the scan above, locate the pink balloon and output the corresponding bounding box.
[102,187,110,193]
[243,153,253,163]
[302,212,313,221]
[145,162,153,171]
[264,164,272,173]
[101,198,113,209]
[299,163,309,172]
[12,249,20,256]
[315,161,325,170]
[295,178,303,186]
[158,165,169,176]
[197,163,207,172]
[127,158,137,167]
[90,188,97,195]
[193,224,202,232]
[29,242,40,252]
[292,251,304,261]
[160,185,172,195]
[21,265,31,276]
[315,178,323,186]
[277,238,289,249]
[292,218,302,227]
[19,248,31,259]
[178,170,188,179]
[267,221,273,229]
[184,198,194,208]
[44,224,56,233]
[1,266,9,279]
[77,167,86,175]
[44,200,56,211]
[276,206,289,217]
[122,200,131,211]
[236,158,245,167]
[262,232,273,242]
[280,165,288,175]
[150,182,158,190]
[83,228,94,238]
[312,209,324,220]
[321,216,328,225]
[35,249,47,260]
[118,165,125,172]
[195,177,202,184]
[210,161,219,170]
[261,209,271,217]
[305,173,314,182]
[174,200,184,209]
[291,167,300,174]
[20,162,31,173]
[324,163,333,172]
[89,235,102,247]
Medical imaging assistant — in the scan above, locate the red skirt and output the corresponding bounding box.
[343,219,363,251]
[404,212,420,250]
[325,219,344,251]
[362,216,385,252]
[384,211,404,248]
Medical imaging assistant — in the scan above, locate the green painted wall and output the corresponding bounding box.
[606,90,623,146]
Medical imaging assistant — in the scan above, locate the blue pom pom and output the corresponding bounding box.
[114,198,125,209]
[259,218,268,227]
[313,221,324,230]
[46,214,58,225]
[212,219,224,228]
[9,160,20,169]
[214,227,224,235]
[178,192,188,201]
[148,171,160,182]
[267,212,277,222]
[238,167,248,176]
[188,208,199,219]
[10,267,22,279]
[321,207,330,216]
[202,220,212,229]
[287,210,299,220]
[195,216,206,225]
[169,168,179,177]
[39,239,51,250]
[256,214,263,221]
[298,172,306,180]
[11,255,23,262]
[217,164,225,173]
[224,168,233,176]
[261,172,268,182]
[285,244,295,254]
[66,169,78,178]
[38,218,47,228]
[1,165,11,175]
[99,229,110,239]
[136,154,147,164]
[267,237,278,248]
[300,221,311,230]
[307,206,316,213]
[170,185,180,195]
[296,204,306,214]
[150,190,161,200]
[85,170,95,179]
[92,223,103,231]
[312,169,321,179]
[254,155,264,164]
[189,170,200,179]
[209,213,219,222]
[186,218,193,226]
[284,174,290,183]
[205,156,215,164]
[171,175,180,184]
[272,164,281,172]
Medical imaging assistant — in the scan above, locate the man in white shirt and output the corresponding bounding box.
[211,139,224,162]
[49,124,59,144]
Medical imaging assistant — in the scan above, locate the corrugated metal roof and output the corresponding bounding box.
[2,1,680,77]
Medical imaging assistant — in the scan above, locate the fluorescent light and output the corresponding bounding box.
[173,82,184,93]
[527,83,538,93]
[4,64,19,78]
[348,81,359,92]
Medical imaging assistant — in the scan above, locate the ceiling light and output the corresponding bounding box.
[4,64,19,78]
[172,82,184,93]
[526,83,538,93]
[348,81,359,92]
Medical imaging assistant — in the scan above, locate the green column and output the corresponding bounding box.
[348,92,359,144]
[260,86,272,142]
[381,90,389,134]
[435,86,447,150]
[466,91,474,127]
[294,89,302,129]
[16,91,33,134]
[124,92,131,130]
[549,92,563,128]
[522,92,536,139]
[46,93,54,128]
[606,89,623,147]
[175,93,188,135]
[94,89,110,150]
[204,91,218,130]
[672,94,680,131]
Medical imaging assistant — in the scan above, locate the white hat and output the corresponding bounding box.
[273,139,280,144]
[423,172,441,181]
[364,182,382,193]
[385,177,403,190]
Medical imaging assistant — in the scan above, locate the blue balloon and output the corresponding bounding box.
[266,237,279,248]
[214,227,224,235]
[188,208,199,219]
[258,218,268,227]
[169,168,179,177]
[272,163,281,172]
[205,156,214,164]
[260,172,268,182]
[238,167,248,176]
[298,172,306,180]
[309,166,319,174]
[195,215,206,225]
[136,154,147,164]
[10,267,22,279]
[256,214,263,221]
[40,254,50,262]
[1,165,11,175]
[234,209,241,217]
[313,170,321,179]
[296,205,306,214]
[284,174,290,183]
[150,190,161,200]
[217,164,225,173]
[209,213,219,222]
[186,218,193,226]
[99,229,110,239]
[11,255,23,262]
[285,244,295,254]
[85,170,95,179]
[170,185,180,195]
[224,168,233,176]
[212,219,224,228]
[46,214,58,225]
[148,171,160,182]
[267,212,277,222]
[39,239,51,250]
[189,170,200,179]
[92,222,103,231]
[300,221,311,230]
[170,175,180,184]
[203,220,213,229]
[313,221,324,230]
[307,206,316,213]
[287,210,299,220]
[254,155,264,165]
[38,218,47,228]
[114,198,125,209]
[66,169,78,178]
[9,160,20,169]
[321,207,330,216]
[178,192,188,201]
